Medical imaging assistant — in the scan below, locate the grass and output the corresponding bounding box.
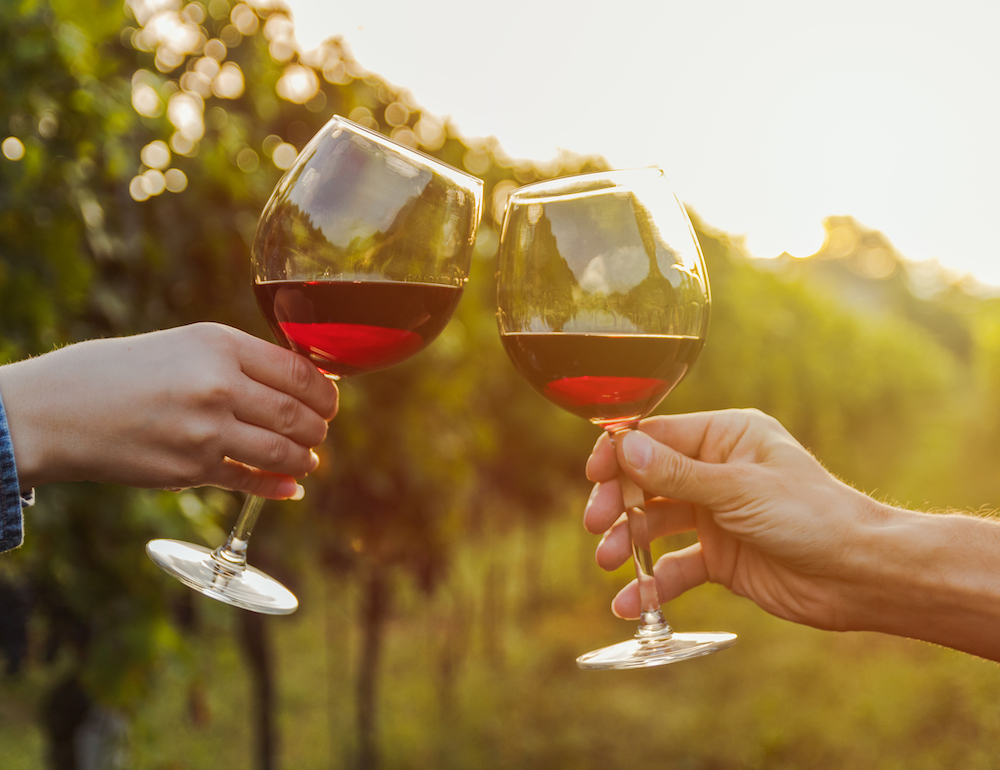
[4,513,1000,769]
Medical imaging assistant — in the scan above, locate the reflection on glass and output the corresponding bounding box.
[254,119,478,287]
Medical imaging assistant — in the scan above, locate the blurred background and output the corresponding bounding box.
[2,1,1000,768]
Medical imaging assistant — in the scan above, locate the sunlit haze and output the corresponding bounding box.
[286,0,1000,287]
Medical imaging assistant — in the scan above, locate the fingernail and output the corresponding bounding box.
[621,431,652,470]
[290,483,305,501]
[309,450,320,472]
[584,484,600,514]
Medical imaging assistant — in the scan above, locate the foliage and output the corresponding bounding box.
[3,1,1000,768]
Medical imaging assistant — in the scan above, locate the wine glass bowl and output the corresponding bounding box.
[252,117,481,378]
[496,167,735,668]
[147,116,483,614]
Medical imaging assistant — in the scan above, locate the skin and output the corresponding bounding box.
[584,409,1000,661]
[0,323,339,499]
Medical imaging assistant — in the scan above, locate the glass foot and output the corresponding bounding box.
[146,539,298,615]
[576,631,737,670]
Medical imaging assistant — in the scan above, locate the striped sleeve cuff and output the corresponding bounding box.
[0,388,26,553]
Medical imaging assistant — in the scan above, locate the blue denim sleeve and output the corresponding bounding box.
[0,387,29,553]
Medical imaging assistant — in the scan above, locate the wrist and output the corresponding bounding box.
[842,501,1000,660]
[0,358,59,489]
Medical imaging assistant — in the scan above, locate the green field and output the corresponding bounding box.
[6,516,999,769]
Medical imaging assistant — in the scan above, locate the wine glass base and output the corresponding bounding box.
[146,539,298,615]
[576,631,737,670]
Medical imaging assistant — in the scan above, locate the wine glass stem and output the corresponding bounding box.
[213,494,266,569]
[610,428,672,639]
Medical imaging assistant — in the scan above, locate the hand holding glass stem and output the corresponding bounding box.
[497,168,735,669]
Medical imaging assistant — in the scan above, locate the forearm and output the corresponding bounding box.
[846,503,1000,661]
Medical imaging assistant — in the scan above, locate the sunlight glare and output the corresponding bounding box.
[745,222,826,260]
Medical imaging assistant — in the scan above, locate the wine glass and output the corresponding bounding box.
[496,167,736,669]
[147,116,483,614]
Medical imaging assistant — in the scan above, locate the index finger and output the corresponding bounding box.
[585,431,618,482]
[235,332,339,420]
[587,409,764,483]
[585,411,721,483]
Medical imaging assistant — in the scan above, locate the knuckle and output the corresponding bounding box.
[286,353,314,394]
[192,370,233,410]
[179,418,220,453]
[187,321,229,351]
[274,392,300,433]
[658,448,693,493]
[263,434,291,468]
[742,407,779,431]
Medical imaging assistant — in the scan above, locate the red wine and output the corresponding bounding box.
[499,332,702,428]
[254,280,462,377]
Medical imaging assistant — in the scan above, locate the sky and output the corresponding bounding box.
[284,0,1000,287]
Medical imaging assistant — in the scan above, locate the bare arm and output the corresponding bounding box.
[583,409,1000,661]
[0,323,338,499]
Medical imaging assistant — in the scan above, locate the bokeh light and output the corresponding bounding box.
[491,180,518,224]
[262,134,283,156]
[167,92,205,141]
[348,106,376,129]
[413,116,446,151]
[271,142,298,170]
[384,101,409,127]
[230,3,259,35]
[129,175,150,201]
[128,1,206,72]
[180,70,212,97]
[220,24,241,48]
[180,1,205,25]
[264,13,295,62]
[132,82,163,117]
[37,111,58,139]
[194,56,220,80]
[276,64,319,104]
[236,147,260,172]
[389,126,416,148]
[2,137,25,161]
[164,168,188,192]
[203,38,227,60]
[170,131,196,155]
[142,168,167,195]
[212,61,245,98]
[140,140,171,169]
[463,148,491,176]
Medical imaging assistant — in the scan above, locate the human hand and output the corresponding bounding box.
[0,323,339,499]
[583,409,884,633]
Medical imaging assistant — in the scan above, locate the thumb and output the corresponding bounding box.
[615,429,739,507]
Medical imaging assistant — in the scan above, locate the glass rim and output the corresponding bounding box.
[323,114,484,193]
[506,166,666,204]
